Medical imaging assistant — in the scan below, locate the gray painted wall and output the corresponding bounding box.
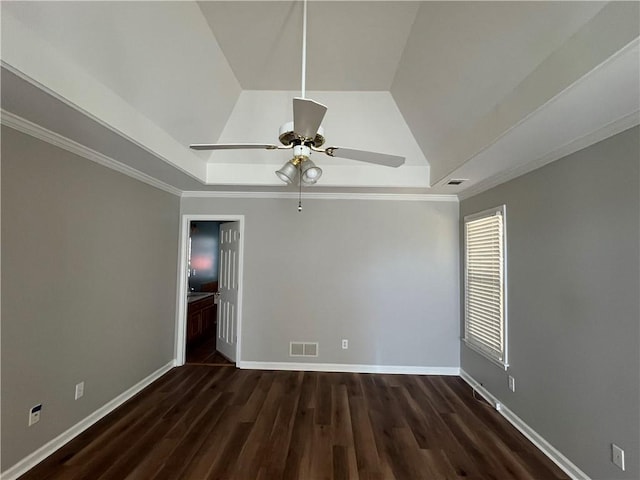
[181,196,460,368]
[1,127,180,470]
[460,126,639,479]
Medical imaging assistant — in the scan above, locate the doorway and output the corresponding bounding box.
[175,215,245,367]
[185,220,223,364]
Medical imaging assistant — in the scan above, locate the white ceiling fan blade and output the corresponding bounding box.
[190,143,279,151]
[293,97,327,141]
[325,147,405,167]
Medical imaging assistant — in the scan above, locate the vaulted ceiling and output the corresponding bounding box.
[2,1,639,196]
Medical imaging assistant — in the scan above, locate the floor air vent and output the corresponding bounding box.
[290,342,318,357]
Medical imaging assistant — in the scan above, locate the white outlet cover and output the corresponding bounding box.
[342,339,348,349]
[508,375,516,392]
[75,381,85,400]
[612,444,625,471]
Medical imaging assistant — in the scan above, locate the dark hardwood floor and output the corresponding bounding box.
[20,366,569,480]
[186,335,234,366]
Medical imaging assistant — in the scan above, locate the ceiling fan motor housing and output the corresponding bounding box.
[278,121,325,147]
[292,144,311,162]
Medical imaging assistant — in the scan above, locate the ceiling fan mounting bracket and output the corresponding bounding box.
[278,121,325,147]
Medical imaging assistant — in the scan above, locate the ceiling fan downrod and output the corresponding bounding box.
[297,0,309,213]
[301,0,308,99]
[188,0,405,194]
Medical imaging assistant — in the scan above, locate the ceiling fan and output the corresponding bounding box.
[189,0,405,187]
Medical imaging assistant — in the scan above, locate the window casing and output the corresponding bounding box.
[464,205,508,369]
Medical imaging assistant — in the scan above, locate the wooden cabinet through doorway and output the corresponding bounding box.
[187,295,216,346]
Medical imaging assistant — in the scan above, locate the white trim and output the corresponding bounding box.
[0,360,175,480]
[181,191,458,202]
[462,340,509,371]
[459,370,591,480]
[175,215,245,366]
[238,361,460,376]
[458,110,639,201]
[1,110,182,196]
[1,59,207,184]
[441,36,640,196]
[0,109,458,203]
[463,205,508,369]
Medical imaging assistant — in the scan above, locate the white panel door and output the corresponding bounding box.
[217,222,240,362]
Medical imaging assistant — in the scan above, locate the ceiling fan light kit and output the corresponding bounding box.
[300,158,322,184]
[189,0,405,204]
[275,144,323,186]
[275,161,299,184]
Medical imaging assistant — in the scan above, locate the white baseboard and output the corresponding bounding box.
[459,369,590,480]
[1,360,176,480]
[238,361,460,376]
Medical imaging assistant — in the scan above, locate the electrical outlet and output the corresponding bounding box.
[75,381,85,400]
[508,375,516,392]
[612,444,625,471]
[341,339,348,349]
[29,404,42,426]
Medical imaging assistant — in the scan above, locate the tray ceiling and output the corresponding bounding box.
[1,1,638,196]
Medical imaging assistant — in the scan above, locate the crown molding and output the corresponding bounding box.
[1,110,182,196]
[458,110,639,201]
[2,60,206,185]
[1,109,457,202]
[181,190,458,202]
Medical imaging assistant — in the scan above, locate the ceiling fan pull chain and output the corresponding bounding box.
[301,0,307,99]
[298,165,303,212]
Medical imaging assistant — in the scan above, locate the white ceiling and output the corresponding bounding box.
[199,1,420,91]
[1,1,638,196]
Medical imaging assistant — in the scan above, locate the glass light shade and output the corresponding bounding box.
[275,161,298,184]
[300,159,322,185]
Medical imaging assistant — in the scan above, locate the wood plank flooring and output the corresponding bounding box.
[186,335,234,366]
[19,366,569,480]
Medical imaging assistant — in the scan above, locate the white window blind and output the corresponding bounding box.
[464,206,507,368]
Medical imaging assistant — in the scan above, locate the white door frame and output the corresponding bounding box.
[174,214,245,366]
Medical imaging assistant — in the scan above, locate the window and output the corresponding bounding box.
[464,205,507,368]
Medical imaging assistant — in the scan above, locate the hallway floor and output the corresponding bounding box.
[186,335,234,366]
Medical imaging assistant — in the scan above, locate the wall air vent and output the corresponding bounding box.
[447,179,467,185]
[289,342,319,357]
